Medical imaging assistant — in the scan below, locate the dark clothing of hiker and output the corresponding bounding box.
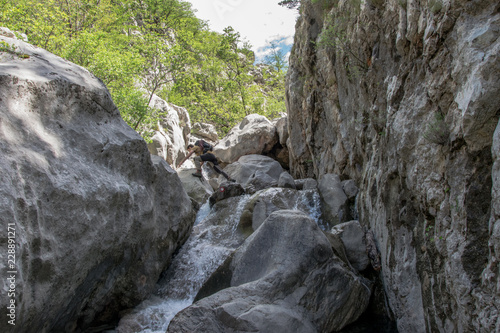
[187,143,233,181]
[195,139,213,154]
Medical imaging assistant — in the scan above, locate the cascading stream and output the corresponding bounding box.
[116,195,251,332]
[292,188,323,227]
[116,188,323,332]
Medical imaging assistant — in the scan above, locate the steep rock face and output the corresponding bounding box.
[0,36,195,332]
[287,1,500,332]
[147,95,191,168]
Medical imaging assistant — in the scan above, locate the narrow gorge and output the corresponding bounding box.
[1,0,499,332]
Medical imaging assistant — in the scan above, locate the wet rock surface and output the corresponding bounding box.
[169,210,371,333]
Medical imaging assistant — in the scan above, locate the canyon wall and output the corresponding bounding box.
[286,0,500,331]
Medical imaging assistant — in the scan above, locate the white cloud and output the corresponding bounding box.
[185,0,297,59]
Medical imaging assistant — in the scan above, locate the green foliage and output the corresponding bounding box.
[428,0,443,13]
[1,0,287,138]
[316,4,367,78]
[264,40,289,73]
[423,112,449,145]
[0,40,18,53]
[1,0,65,50]
[166,27,286,135]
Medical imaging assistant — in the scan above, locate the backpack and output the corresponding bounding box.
[195,139,213,154]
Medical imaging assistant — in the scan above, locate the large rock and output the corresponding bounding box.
[169,210,371,332]
[239,187,322,232]
[177,168,213,206]
[209,181,245,206]
[191,122,219,142]
[330,221,371,272]
[286,1,500,331]
[224,154,284,191]
[318,174,353,228]
[0,35,195,332]
[147,95,191,168]
[278,171,296,189]
[213,114,278,163]
[275,115,289,146]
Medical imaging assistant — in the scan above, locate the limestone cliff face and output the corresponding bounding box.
[0,35,195,331]
[286,0,500,332]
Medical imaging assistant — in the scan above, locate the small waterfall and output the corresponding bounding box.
[194,201,211,225]
[116,188,325,332]
[293,189,322,226]
[116,195,251,332]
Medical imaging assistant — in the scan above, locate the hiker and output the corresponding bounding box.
[186,140,234,181]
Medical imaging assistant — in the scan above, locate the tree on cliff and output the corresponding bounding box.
[263,38,289,73]
[278,0,301,9]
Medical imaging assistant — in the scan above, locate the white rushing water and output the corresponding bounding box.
[293,189,323,226]
[116,188,324,332]
[116,195,251,332]
[194,200,211,225]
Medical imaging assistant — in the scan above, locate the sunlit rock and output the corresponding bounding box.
[0,35,194,332]
[224,154,283,191]
[213,114,278,163]
[191,122,219,143]
[147,95,191,168]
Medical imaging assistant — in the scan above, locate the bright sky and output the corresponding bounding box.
[185,0,298,62]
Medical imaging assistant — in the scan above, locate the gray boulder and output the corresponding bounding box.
[213,114,278,163]
[239,187,321,232]
[342,179,359,200]
[295,178,318,190]
[209,182,245,206]
[278,171,296,189]
[177,168,213,206]
[169,210,371,333]
[224,154,284,191]
[0,36,194,332]
[318,174,349,228]
[330,221,371,272]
